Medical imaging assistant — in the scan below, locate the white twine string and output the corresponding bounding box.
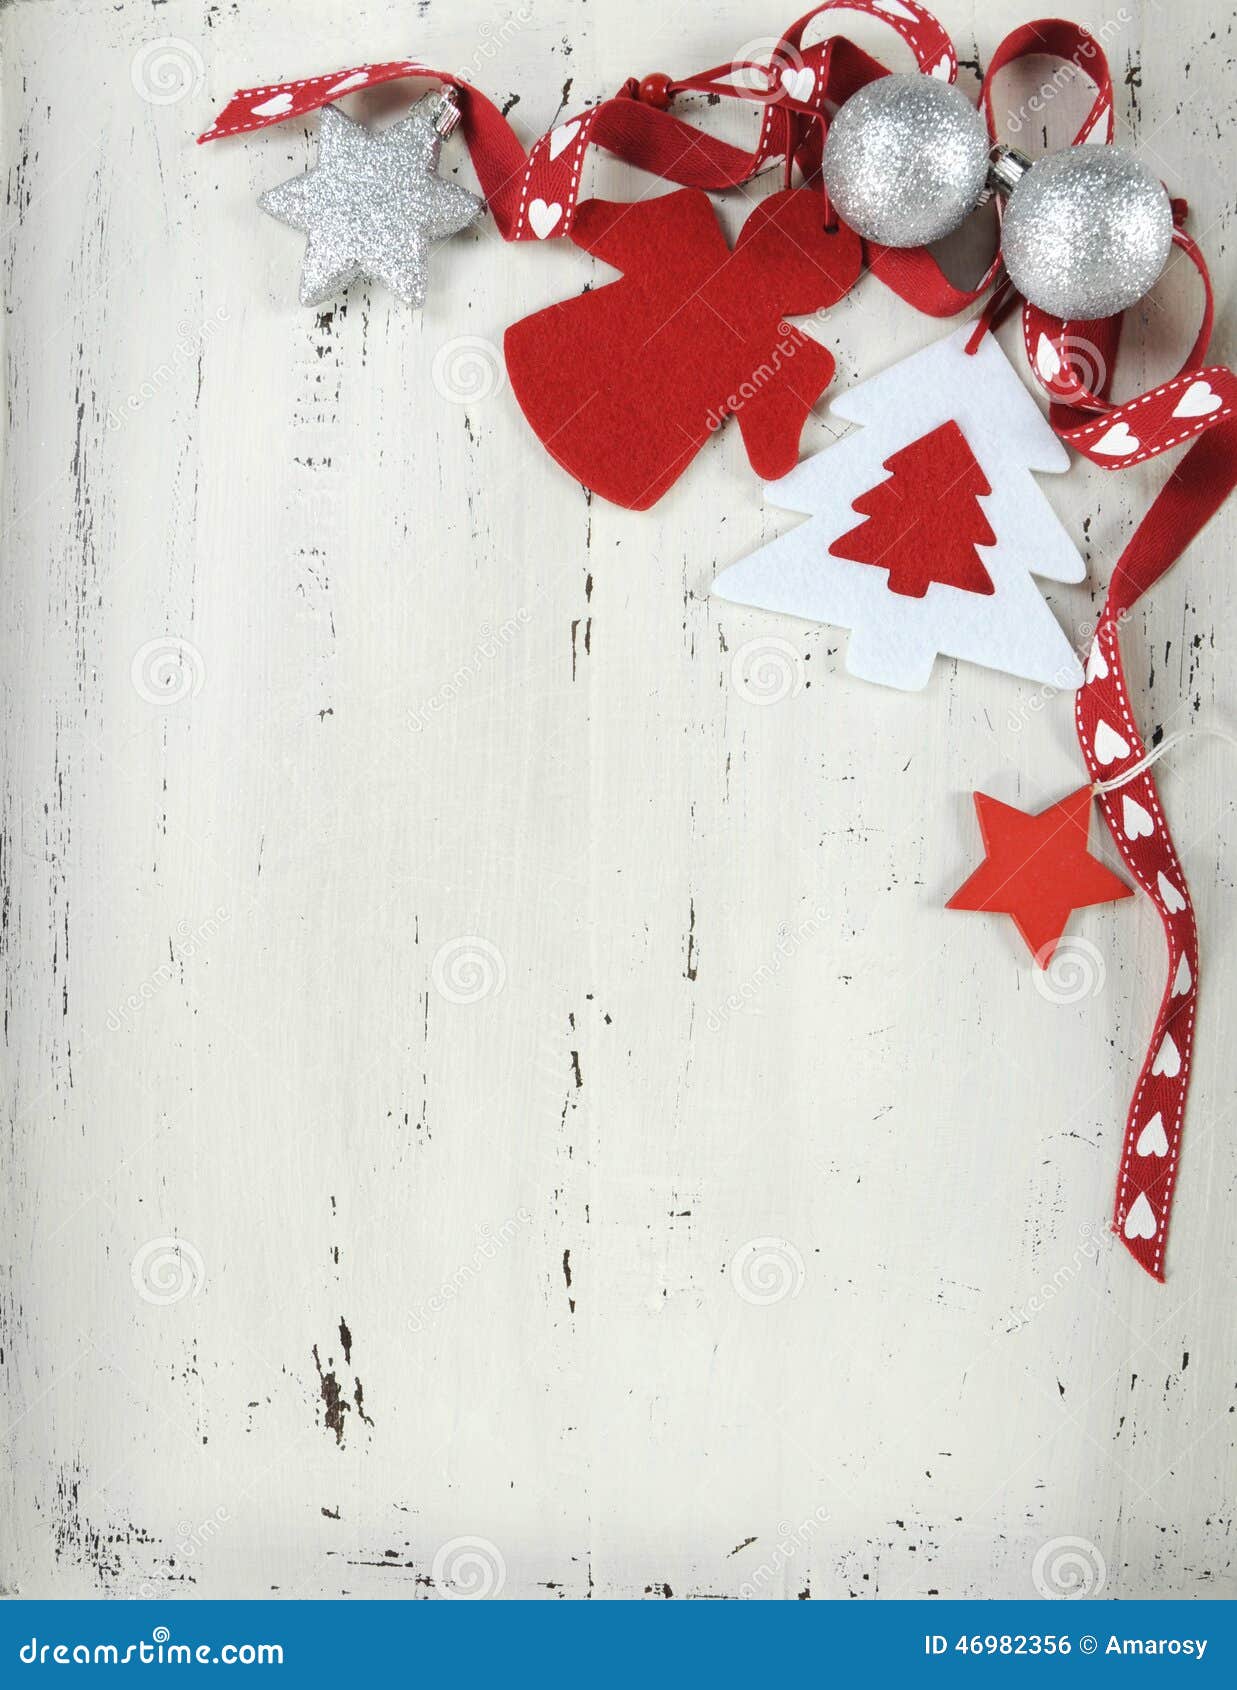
[1092,723,1237,794]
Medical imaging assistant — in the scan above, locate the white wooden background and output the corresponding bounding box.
[2,0,1233,1602]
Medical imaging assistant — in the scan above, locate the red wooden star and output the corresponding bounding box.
[947,786,1132,965]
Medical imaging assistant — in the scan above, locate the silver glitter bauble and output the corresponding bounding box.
[822,73,990,247]
[1001,145,1172,320]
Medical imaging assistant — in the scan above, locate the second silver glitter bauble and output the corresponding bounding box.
[822,73,991,247]
[1001,145,1172,320]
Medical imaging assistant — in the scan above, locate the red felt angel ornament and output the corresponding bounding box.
[504,188,861,510]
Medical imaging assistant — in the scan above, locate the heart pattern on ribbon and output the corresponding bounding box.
[1136,1113,1169,1158]
[1157,871,1187,914]
[251,92,295,117]
[527,198,563,239]
[548,121,580,161]
[1122,795,1154,840]
[1123,1192,1157,1240]
[1173,380,1221,418]
[1076,614,1200,1281]
[1093,719,1130,764]
[1093,423,1140,458]
[780,66,816,101]
[1085,639,1109,683]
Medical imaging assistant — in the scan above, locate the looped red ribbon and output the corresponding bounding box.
[199,3,952,238]
[200,8,1231,465]
[862,22,1233,464]
[1025,230,1236,468]
[959,25,1231,1277]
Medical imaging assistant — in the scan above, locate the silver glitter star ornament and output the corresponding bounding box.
[260,95,483,308]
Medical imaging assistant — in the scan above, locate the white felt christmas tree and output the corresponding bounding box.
[712,327,1085,691]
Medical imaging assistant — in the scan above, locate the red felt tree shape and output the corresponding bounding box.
[828,420,997,599]
[504,188,861,511]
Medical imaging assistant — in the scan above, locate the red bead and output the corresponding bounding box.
[637,73,673,110]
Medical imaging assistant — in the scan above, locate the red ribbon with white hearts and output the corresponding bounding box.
[198,3,954,240]
[866,18,1236,468]
[199,10,1234,467]
[876,18,1230,1277]
[1027,229,1237,469]
[1075,415,1237,1278]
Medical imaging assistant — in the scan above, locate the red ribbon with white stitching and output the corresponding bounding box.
[867,18,1237,467]
[957,29,1234,1275]
[864,18,1231,1275]
[1027,230,1237,468]
[198,4,953,239]
[1075,416,1237,1277]
[199,11,1234,466]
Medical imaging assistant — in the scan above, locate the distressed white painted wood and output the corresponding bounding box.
[1,0,1233,1601]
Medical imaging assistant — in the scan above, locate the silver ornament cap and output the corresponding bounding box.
[1001,145,1172,320]
[822,72,991,247]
